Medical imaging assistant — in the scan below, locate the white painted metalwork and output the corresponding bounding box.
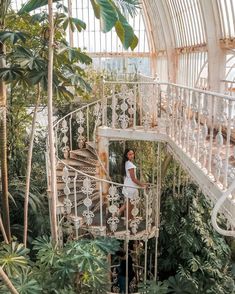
[100,78,235,235]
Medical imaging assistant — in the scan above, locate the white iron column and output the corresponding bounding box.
[199,0,226,92]
[97,135,109,196]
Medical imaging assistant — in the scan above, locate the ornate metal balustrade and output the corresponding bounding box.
[56,160,158,242]
[101,79,235,236]
[49,76,235,243]
[103,80,235,189]
[54,100,102,159]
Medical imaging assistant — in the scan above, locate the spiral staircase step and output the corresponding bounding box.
[57,158,96,168]
[69,151,98,166]
[85,141,97,156]
[70,148,97,160]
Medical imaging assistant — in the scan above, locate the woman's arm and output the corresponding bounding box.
[129,168,145,187]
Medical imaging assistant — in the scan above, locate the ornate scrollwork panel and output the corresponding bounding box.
[107,185,120,232]
[81,177,94,225]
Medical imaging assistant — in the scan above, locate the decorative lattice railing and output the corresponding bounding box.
[49,76,235,240]
[51,97,159,242]
[101,79,235,236]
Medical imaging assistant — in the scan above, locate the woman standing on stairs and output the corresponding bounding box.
[119,149,146,220]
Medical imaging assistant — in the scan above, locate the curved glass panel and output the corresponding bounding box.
[217,0,235,38]
[165,0,206,48]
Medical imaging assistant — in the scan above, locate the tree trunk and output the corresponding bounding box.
[0,42,11,241]
[23,85,40,247]
[0,214,9,244]
[0,267,19,294]
[47,0,58,243]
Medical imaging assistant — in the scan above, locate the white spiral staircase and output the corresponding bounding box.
[49,74,235,240]
[46,74,235,293]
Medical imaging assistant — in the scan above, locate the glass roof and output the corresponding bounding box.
[9,0,235,88]
[11,0,149,55]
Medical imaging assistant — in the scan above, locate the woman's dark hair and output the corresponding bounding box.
[121,148,135,177]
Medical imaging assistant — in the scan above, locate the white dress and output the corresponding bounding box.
[122,161,138,199]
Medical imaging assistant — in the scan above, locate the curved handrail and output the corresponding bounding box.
[57,158,156,191]
[211,181,235,237]
[53,99,102,129]
[157,81,235,101]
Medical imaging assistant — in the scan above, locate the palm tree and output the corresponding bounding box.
[0,0,11,241]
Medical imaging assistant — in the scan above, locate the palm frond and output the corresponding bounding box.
[112,0,140,17]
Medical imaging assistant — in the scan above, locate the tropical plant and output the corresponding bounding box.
[157,165,235,294]
[0,242,30,277]
[138,280,169,294]
[0,236,120,293]
[19,0,139,51]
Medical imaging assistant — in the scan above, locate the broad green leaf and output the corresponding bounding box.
[30,12,48,24]
[97,0,118,32]
[27,70,47,87]
[57,14,86,32]
[67,48,92,64]
[18,0,61,15]
[90,0,100,19]
[115,20,125,44]
[70,17,86,32]
[116,11,138,50]
[0,67,24,82]
[130,34,138,50]
[14,46,46,71]
[0,31,27,44]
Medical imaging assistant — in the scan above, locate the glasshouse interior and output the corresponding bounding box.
[0,0,235,293]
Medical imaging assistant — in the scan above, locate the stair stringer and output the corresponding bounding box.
[166,139,235,228]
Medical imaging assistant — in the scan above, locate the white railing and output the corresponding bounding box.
[103,80,235,189]
[102,79,235,236]
[56,158,157,240]
[53,100,102,159]
[50,76,235,238]
[102,80,160,130]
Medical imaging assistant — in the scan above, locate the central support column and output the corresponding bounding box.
[97,135,109,197]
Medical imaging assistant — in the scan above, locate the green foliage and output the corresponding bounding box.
[0,31,27,44]
[0,237,119,293]
[96,0,138,50]
[18,0,139,50]
[32,236,119,293]
[0,269,42,294]
[167,274,193,293]
[0,242,30,276]
[158,170,235,294]
[139,280,169,294]
[18,0,61,14]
